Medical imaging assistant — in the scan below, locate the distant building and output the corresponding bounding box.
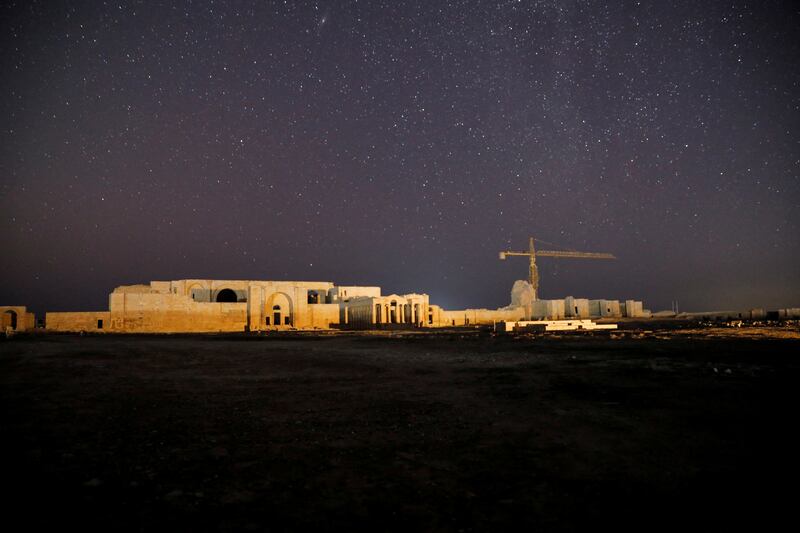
[45,279,428,333]
[41,279,649,333]
[1,306,36,333]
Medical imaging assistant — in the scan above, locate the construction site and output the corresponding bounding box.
[3,236,794,336]
[5,237,650,334]
[2,237,798,532]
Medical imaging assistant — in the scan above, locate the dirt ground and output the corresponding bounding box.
[1,327,797,531]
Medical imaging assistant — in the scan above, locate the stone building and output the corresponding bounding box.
[565,296,591,318]
[1,306,36,332]
[40,278,648,333]
[343,293,430,328]
[47,279,340,333]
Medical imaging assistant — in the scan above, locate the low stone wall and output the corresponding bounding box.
[110,292,249,332]
[112,307,248,333]
[437,307,526,326]
[47,306,249,334]
[46,312,111,332]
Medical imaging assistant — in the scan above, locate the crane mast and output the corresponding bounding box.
[499,237,616,300]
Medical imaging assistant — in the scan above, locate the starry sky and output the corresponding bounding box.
[2,0,799,315]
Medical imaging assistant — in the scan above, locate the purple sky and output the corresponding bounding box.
[2,0,798,315]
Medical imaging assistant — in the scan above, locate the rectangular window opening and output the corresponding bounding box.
[97,319,103,329]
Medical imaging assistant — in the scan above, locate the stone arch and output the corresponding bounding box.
[216,288,238,303]
[2,310,17,330]
[265,292,294,327]
[186,283,207,301]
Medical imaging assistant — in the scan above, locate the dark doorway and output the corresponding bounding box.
[97,319,103,329]
[273,305,281,326]
[216,289,237,302]
[3,310,17,330]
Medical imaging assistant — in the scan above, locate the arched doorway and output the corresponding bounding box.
[187,283,207,302]
[2,310,17,330]
[216,288,238,302]
[265,292,293,327]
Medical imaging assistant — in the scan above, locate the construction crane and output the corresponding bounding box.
[499,237,616,300]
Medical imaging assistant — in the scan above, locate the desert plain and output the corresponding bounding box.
[1,324,797,531]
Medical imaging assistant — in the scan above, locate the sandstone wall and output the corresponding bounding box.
[1,306,36,332]
[46,312,111,332]
[436,307,526,326]
[307,303,340,329]
[623,300,645,317]
[532,299,566,320]
[565,297,591,318]
[109,292,247,332]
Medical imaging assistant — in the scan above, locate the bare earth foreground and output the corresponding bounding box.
[1,328,798,531]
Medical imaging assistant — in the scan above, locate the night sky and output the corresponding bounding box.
[2,0,798,315]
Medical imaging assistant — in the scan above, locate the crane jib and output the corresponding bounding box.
[498,236,616,300]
